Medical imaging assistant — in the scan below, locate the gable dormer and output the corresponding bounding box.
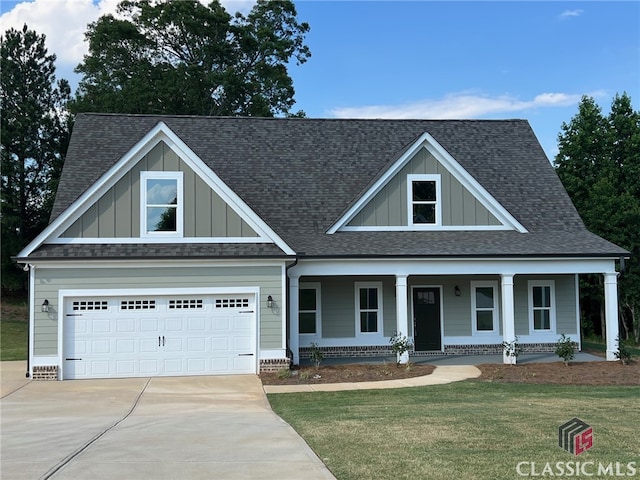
[328,132,527,234]
[58,141,259,240]
[20,121,295,256]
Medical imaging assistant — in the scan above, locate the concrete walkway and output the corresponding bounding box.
[263,365,481,393]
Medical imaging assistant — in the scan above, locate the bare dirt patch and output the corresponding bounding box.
[260,360,639,386]
[260,363,436,385]
[477,360,639,386]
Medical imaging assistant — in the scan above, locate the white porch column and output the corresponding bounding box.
[289,275,300,365]
[395,275,409,364]
[501,274,516,364]
[604,273,620,361]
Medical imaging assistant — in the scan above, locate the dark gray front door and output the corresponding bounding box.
[413,287,442,351]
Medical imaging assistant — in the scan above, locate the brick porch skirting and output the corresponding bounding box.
[32,366,58,381]
[299,343,561,359]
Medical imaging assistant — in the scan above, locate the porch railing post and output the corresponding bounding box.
[604,272,619,361]
[501,274,516,365]
[395,275,409,364]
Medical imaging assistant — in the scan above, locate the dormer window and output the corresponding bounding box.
[408,174,441,226]
[141,171,183,237]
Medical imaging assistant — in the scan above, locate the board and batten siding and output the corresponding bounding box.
[61,141,258,239]
[33,265,283,355]
[347,147,501,227]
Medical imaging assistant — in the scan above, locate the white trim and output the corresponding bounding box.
[18,121,295,258]
[299,337,392,348]
[56,286,260,380]
[327,133,527,234]
[338,224,514,232]
[354,281,384,339]
[47,236,272,245]
[259,349,288,360]
[31,259,287,269]
[289,257,619,278]
[140,171,184,238]
[28,265,35,379]
[299,282,321,338]
[574,274,582,350]
[528,280,557,333]
[407,174,442,227]
[410,285,444,352]
[470,281,500,335]
[444,335,503,345]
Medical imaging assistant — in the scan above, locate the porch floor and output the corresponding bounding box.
[299,352,604,367]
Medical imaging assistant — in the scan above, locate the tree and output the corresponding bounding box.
[0,24,71,292]
[555,93,640,343]
[71,0,310,117]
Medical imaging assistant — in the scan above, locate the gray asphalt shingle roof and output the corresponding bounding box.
[39,113,625,260]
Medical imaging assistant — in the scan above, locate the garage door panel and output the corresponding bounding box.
[64,294,257,379]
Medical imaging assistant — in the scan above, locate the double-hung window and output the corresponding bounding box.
[355,282,383,334]
[408,174,441,226]
[471,282,499,334]
[529,281,555,332]
[299,283,320,335]
[141,171,183,237]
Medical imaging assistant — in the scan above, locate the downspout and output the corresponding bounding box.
[284,258,299,360]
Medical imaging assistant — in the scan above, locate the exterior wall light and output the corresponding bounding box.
[267,295,274,308]
[41,299,50,312]
[454,286,461,297]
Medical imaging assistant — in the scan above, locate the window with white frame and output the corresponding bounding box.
[408,174,441,226]
[299,283,320,335]
[355,282,382,334]
[471,281,499,333]
[529,281,555,331]
[141,171,183,237]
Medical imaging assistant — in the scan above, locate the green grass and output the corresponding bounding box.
[1,299,28,361]
[583,340,640,358]
[268,382,640,480]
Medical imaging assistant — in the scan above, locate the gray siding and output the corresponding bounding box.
[61,141,258,239]
[33,265,283,355]
[305,276,396,339]
[348,147,501,227]
[515,275,577,336]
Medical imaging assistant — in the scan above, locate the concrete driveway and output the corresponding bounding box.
[1,362,335,480]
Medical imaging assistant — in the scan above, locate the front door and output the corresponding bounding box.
[413,287,442,351]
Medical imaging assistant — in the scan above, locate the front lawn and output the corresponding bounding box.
[268,382,639,480]
[1,299,28,361]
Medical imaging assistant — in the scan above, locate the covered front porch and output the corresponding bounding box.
[287,258,620,365]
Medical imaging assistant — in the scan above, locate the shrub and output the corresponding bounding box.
[502,336,522,365]
[555,334,577,365]
[615,335,633,365]
[277,368,292,379]
[309,342,323,369]
[389,332,413,365]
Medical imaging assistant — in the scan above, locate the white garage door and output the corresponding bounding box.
[63,294,257,379]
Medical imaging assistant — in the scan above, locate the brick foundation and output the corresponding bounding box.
[32,366,58,381]
[260,358,291,373]
[298,343,561,359]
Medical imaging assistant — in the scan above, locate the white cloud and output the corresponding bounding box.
[328,92,586,120]
[559,9,584,19]
[1,0,255,69]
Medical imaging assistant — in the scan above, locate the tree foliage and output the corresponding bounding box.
[555,93,640,342]
[71,0,310,116]
[1,24,71,292]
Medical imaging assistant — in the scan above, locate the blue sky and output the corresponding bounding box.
[2,1,639,161]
